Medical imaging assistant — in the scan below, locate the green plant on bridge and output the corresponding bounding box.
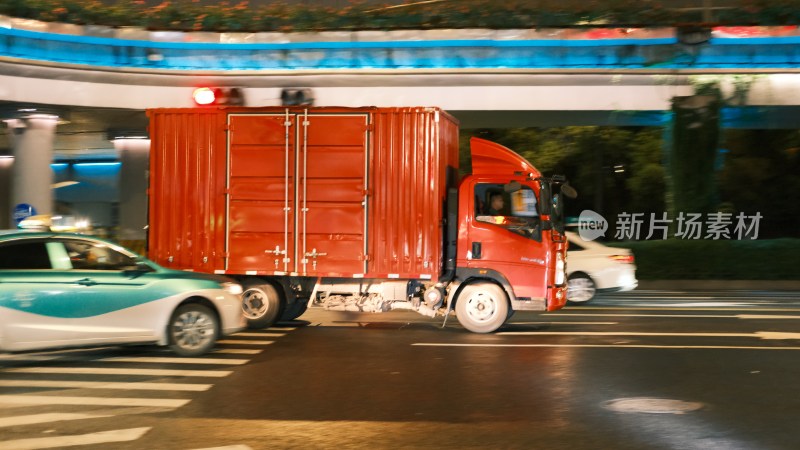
[4,0,800,32]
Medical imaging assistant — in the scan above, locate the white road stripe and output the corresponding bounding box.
[216,340,274,345]
[0,395,189,408]
[512,321,618,325]
[233,332,286,337]
[497,331,800,340]
[413,343,800,350]
[550,313,736,318]
[0,426,150,449]
[190,446,253,450]
[0,413,111,428]
[737,314,800,320]
[0,380,211,392]
[213,349,262,355]
[100,357,249,365]
[5,367,232,377]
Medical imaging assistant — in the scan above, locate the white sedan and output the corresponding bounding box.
[565,231,638,304]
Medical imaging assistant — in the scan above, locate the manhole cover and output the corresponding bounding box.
[603,397,704,414]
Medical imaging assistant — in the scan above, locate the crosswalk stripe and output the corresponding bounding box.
[5,367,232,377]
[0,413,111,428]
[216,340,274,345]
[100,357,249,365]
[213,348,262,355]
[0,426,150,449]
[233,332,286,338]
[0,395,189,408]
[0,380,212,392]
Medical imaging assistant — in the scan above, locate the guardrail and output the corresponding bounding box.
[2,27,800,71]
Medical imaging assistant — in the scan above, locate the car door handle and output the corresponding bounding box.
[75,278,97,286]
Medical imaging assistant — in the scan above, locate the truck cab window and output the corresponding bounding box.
[475,183,541,240]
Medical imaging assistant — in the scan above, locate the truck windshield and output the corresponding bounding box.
[475,183,540,240]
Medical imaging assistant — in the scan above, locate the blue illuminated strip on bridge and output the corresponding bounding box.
[2,27,800,71]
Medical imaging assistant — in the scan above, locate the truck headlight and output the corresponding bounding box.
[221,282,243,296]
[555,253,565,285]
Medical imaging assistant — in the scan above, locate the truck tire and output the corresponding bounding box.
[242,281,283,329]
[279,300,308,322]
[168,303,219,356]
[455,282,509,333]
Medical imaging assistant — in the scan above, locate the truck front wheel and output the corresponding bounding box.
[242,281,283,329]
[455,282,509,333]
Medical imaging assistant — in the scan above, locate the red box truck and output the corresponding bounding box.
[147,106,572,333]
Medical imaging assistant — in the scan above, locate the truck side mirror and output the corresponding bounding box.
[539,183,552,215]
[561,183,578,199]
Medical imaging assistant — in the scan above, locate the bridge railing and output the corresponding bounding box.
[2,27,800,71]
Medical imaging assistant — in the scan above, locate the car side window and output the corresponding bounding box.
[0,241,52,269]
[62,240,138,271]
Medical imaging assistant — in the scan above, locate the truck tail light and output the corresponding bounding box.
[609,254,635,264]
[555,252,565,285]
[193,87,217,105]
[193,87,244,106]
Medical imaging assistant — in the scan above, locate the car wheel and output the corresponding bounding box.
[455,282,509,333]
[168,304,219,357]
[242,281,283,329]
[567,273,596,304]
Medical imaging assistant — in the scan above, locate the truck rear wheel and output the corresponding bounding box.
[242,281,283,329]
[455,282,509,333]
[279,300,308,322]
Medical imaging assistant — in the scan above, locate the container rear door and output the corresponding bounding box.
[297,113,368,276]
[227,113,296,273]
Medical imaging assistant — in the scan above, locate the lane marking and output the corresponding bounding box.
[4,367,232,377]
[0,426,150,449]
[497,331,800,340]
[562,306,800,312]
[100,357,249,365]
[550,313,800,319]
[737,314,800,320]
[232,332,286,338]
[512,321,618,325]
[213,349,263,355]
[0,395,189,408]
[216,340,274,345]
[413,343,800,350]
[0,413,112,428]
[190,446,253,450]
[0,380,212,392]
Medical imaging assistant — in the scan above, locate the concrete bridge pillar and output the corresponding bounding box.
[113,137,150,253]
[4,114,59,226]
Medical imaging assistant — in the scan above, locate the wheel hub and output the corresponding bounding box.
[174,312,213,349]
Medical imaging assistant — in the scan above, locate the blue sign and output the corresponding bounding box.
[12,203,36,224]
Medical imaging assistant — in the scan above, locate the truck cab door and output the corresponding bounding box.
[462,180,548,300]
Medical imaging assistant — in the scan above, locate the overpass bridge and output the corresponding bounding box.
[2,19,800,231]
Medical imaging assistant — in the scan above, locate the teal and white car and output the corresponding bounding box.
[0,230,245,356]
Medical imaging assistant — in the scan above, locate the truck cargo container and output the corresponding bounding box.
[147,106,573,333]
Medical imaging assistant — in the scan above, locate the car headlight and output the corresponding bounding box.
[221,282,243,296]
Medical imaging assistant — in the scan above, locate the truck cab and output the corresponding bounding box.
[447,138,569,332]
